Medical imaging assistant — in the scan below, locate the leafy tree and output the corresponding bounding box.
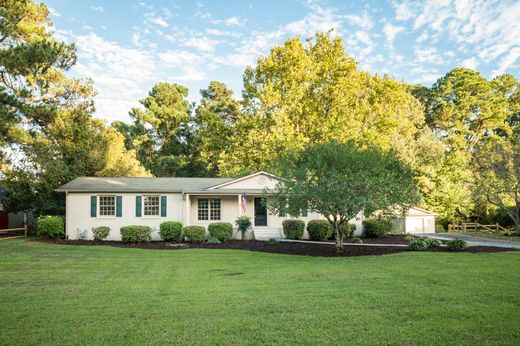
[268,141,419,253]
[475,136,520,234]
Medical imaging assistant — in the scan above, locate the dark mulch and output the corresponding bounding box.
[40,239,516,257]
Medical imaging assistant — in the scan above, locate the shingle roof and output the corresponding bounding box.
[56,177,235,192]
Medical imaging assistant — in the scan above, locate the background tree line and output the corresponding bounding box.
[1,1,519,230]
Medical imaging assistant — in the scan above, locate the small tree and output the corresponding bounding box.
[235,216,252,240]
[268,141,419,253]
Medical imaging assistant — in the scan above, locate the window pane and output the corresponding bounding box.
[198,198,208,220]
[99,196,115,216]
[144,196,160,216]
[210,199,221,220]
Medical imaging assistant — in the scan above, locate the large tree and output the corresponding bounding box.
[268,141,419,253]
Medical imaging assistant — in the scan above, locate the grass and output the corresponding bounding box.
[1,240,520,345]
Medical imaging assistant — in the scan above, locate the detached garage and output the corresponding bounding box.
[390,207,438,234]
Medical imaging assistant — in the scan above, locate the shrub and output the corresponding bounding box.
[37,216,64,238]
[363,218,392,238]
[352,237,363,244]
[447,239,467,251]
[207,237,221,245]
[435,224,445,233]
[120,226,152,243]
[282,219,305,240]
[266,238,278,245]
[208,222,233,241]
[421,237,442,248]
[235,216,253,240]
[408,239,428,251]
[183,226,206,243]
[92,226,110,241]
[342,223,357,238]
[307,220,333,241]
[159,221,183,242]
[405,233,415,241]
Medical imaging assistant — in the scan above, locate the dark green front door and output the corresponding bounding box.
[254,197,267,226]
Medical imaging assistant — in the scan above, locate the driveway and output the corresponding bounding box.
[419,233,520,249]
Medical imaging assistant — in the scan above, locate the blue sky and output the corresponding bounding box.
[46,0,520,123]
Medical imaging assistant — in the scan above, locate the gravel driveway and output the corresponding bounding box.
[419,233,520,249]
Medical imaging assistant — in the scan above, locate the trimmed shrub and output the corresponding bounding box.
[159,221,183,242]
[92,226,110,241]
[435,224,445,233]
[342,223,357,237]
[352,237,363,244]
[207,237,221,245]
[235,216,253,240]
[266,238,278,245]
[447,239,467,251]
[405,233,415,241]
[282,219,305,240]
[183,226,206,243]
[363,218,392,238]
[120,226,152,243]
[421,237,442,248]
[208,222,233,241]
[307,220,333,241]
[37,216,64,238]
[408,239,428,251]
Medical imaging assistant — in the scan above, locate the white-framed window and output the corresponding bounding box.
[99,196,115,216]
[198,198,221,221]
[143,195,160,216]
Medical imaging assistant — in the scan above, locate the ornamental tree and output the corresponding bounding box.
[268,141,419,253]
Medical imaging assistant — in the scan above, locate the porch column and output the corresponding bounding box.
[237,194,242,217]
[185,194,190,226]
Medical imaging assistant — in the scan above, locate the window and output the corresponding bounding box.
[143,196,160,216]
[99,196,115,216]
[198,198,221,221]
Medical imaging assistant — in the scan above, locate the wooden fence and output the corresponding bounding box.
[0,225,27,240]
[448,223,508,234]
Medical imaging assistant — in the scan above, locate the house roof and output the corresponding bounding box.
[55,177,235,193]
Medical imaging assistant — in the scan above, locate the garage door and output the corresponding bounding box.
[406,217,425,234]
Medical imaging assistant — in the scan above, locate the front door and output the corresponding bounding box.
[254,197,267,226]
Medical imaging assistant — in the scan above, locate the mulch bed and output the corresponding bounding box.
[40,239,516,257]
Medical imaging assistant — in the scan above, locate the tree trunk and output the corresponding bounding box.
[335,227,344,253]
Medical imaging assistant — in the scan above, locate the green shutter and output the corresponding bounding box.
[90,196,97,217]
[136,196,142,217]
[160,196,167,217]
[116,196,122,217]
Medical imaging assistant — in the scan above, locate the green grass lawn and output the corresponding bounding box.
[1,240,520,345]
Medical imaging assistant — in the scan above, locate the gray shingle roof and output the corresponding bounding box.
[56,177,235,192]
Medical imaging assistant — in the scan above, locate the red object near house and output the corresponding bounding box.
[0,210,8,229]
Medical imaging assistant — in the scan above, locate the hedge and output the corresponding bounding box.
[282,219,305,240]
[307,220,332,241]
[159,221,183,242]
[447,239,467,251]
[362,218,392,238]
[208,222,233,241]
[37,216,64,238]
[120,225,152,243]
[183,226,206,243]
[92,226,110,241]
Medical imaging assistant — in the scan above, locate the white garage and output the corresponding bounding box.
[391,207,438,234]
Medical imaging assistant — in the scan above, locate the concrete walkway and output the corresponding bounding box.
[419,233,520,249]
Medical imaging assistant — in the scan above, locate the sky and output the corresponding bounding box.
[45,0,520,124]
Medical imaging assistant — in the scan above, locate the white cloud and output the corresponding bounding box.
[394,1,415,21]
[285,5,342,36]
[342,11,373,30]
[48,7,61,17]
[90,6,104,12]
[181,37,218,52]
[145,13,168,28]
[224,16,246,27]
[461,56,479,70]
[383,23,405,48]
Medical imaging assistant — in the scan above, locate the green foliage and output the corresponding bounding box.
[435,224,445,233]
[352,237,363,244]
[282,220,305,240]
[208,222,233,242]
[235,216,253,240]
[37,216,64,238]
[307,220,333,241]
[421,237,442,248]
[183,226,206,243]
[120,226,152,243]
[207,237,221,245]
[92,226,110,241]
[446,239,468,251]
[363,218,393,238]
[408,239,429,251]
[265,238,278,246]
[159,221,183,242]
[405,234,415,241]
[342,223,357,238]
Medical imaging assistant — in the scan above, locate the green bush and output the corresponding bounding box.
[208,222,233,241]
[207,237,221,245]
[37,216,64,238]
[266,238,278,245]
[421,237,442,248]
[183,226,206,243]
[405,233,415,241]
[235,216,253,240]
[435,224,445,233]
[92,226,110,241]
[342,223,357,237]
[120,226,152,243]
[447,239,467,251]
[363,218,392,238]
[352,237,363,244]
[408,239,428,251]
[307,220,333,241]
[159,221,183,242]
[282,219,305,240]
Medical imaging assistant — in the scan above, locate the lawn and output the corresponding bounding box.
[1,240,519,345]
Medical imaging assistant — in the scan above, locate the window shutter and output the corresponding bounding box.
[136,196,142,217]
[90,196,97,217]
[160,196,167,217]
[116,196,122,217]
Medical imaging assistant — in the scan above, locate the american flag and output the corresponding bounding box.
[241,192,247,213]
